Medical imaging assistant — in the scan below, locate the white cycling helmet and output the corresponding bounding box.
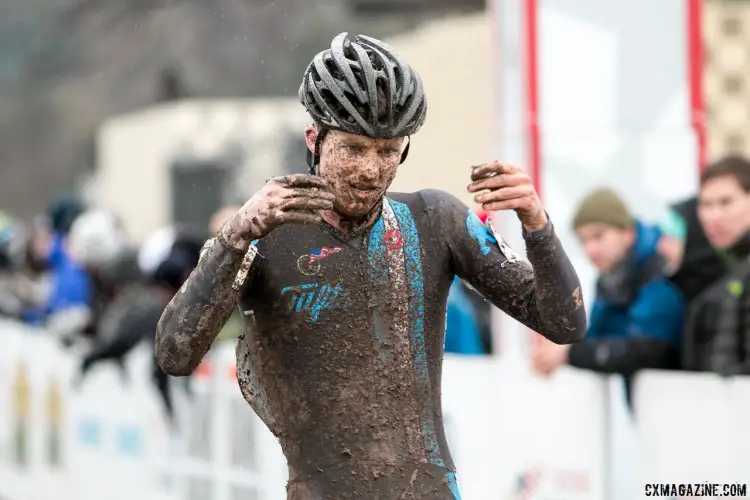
[137,226,177,277]
[68,209,129,269]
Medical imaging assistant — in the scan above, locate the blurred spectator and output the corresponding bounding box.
[471,209,495,353]
[24,215,53,275]
[67,209,131,275]
[444,207,493,355]
[15,216,56,310]
[0,211,29,317]
[445,276,486,355]
[458,280,493,354]
[67,209,140,345]
[656,206,687,276]
[48,197,86,236]
[210,205,245,343]
[683,156,750,374]
[658,197,726,305]
[77,226,205,421]
[21,198,92,329]
[532,188,683,403]
[0,211,20,269]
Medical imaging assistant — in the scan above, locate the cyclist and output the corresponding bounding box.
[156,32,586,499]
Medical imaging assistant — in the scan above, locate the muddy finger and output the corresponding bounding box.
[280,196,335,212]
[469,162,504,181]
[280,212,323,225]
[282,187,337,201]
[474,186,530,204]
[272,174,330,189]
[471,162,522,181]
[467,173,517,193]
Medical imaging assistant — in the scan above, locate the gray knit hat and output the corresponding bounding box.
[572,188,634,230]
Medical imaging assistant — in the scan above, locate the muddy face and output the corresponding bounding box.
[306,127,404,219]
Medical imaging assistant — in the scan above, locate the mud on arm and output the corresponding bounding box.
[423,190,587,344]
[155,236,250,376]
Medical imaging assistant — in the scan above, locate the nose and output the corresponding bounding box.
[701,203,725,223]
[352,164,379,185]
[700,211,721,233]
[582,241,599,259]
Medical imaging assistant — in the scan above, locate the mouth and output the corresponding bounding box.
[704,227,723,240]
[350,185,378,198]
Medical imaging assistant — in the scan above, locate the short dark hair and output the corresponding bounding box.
[700,155,750,192]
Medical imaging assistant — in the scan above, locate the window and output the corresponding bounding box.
[170,158,229,231]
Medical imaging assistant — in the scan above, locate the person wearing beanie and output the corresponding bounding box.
[532,187,684,406]
[571,188,634,233]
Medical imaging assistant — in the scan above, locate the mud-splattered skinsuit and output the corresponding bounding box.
[160,189,586,499]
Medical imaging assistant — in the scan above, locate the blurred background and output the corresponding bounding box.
[2,0,750,498]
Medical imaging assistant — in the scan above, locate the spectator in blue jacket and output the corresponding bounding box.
[532,188,684,402]
[445,276,486,355]
[22,198,92,327]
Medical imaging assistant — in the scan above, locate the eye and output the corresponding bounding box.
[347,144,364,154]
[379,147,399,156]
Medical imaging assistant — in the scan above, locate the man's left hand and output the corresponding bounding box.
[467,161,548,232]
[531,340,570,377]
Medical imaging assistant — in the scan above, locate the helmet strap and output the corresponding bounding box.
[400,137,411,164]
[306,127,329,175]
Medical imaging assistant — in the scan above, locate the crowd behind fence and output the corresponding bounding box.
[3,152,750,499]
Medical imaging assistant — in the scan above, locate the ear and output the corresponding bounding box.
[624,227,637,245]
[305,125,318,153]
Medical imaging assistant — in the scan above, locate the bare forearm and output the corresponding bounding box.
[523,222,587,343]
[155,236,248,376]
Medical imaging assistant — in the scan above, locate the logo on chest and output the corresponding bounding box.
[279,282,348,322]
[384,228,404,252]
[296,246,342,276]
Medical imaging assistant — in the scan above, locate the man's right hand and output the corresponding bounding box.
[220,174,335,251]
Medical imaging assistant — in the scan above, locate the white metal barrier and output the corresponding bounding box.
[634,371,750,487]
[0,318,287,500]
[1,317,748,500]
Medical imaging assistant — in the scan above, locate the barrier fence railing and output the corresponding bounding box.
[0,317,748,500]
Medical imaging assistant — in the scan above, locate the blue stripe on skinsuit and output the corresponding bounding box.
[367,217,389,351]
[445,472,462,499]
[389,200,445,468]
